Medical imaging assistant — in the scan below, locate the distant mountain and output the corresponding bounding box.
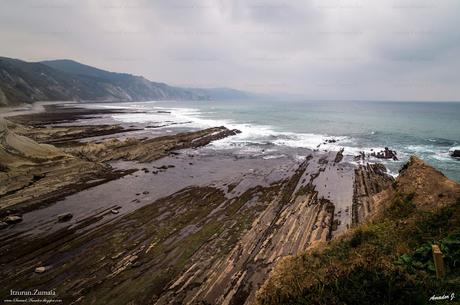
[41,60,259,101]
[40,59,130,80]
[186,87,256,100]
[0,57,253,106]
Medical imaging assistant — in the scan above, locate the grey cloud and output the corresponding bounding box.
[0,0,459,100]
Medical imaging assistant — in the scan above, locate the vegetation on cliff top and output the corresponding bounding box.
[257,157,460,305]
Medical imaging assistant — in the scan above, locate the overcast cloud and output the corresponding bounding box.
[1,0,459,100]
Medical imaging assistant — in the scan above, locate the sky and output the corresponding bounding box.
[1,0,459,101]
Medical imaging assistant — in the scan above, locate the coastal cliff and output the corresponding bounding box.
[0,104,382,305]
[0,57,201,106]
[0,57,254,106]
[1,104,458,305]
[256,156,460,305]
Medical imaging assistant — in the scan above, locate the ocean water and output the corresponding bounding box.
[93,100,460,182]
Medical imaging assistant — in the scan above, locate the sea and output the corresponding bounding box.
[87,100,460,182]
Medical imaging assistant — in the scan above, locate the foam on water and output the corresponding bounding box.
[79,101,460,182]
[407,144,456,162]
[449,146,460,154]
[108,104,399,158]
[432,152,453,162]
[168,107,355,153]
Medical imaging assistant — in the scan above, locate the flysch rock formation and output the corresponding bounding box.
[352,163,394,225]
[255,156,460,305]
[0,104,399,305]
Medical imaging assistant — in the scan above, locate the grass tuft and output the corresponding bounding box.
[256,197,460,305]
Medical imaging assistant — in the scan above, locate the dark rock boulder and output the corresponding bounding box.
[354,151,366,162]
[450,149,460,158]
[334,148,344,163]
[4,215,22,224]
[58,213,73,222]
[371,147,398,161]
[190,127,241,148]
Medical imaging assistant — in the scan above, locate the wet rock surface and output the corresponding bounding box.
[352,163,394,225]
[256,156,460,305]
[0,154,352,305]
[354,147,398,162]
[57,213,73,222]
[0,105,240,218]
[0,103,396,305]
[3,215,22,225]
[370,147,398,160]
[63,126,240,163]
[334,148,344,163]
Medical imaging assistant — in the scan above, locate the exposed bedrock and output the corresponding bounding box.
[0,154,344,305]
[352,163,394,225]
[0,117,239,219]
[156,160,336,305]
[63,126,241,163]
[371,147,398,161]
[255,156,460,305]
[0,105,402,305]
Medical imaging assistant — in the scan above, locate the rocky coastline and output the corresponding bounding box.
[0,102,454,305]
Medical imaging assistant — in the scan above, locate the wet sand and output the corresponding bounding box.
[0,102,394,305]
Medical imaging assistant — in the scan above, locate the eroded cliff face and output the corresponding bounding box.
[257,156,460,305]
